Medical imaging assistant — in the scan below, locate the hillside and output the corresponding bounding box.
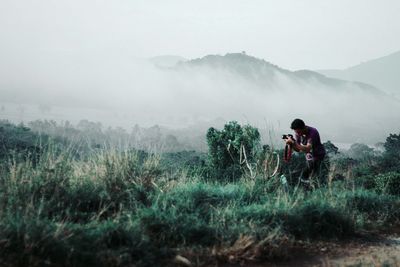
[175,53,386,96]
[317,50,400,98]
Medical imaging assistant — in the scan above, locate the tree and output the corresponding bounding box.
[381,133,400,171]
[384,133,400,158]
[347,143,375,160]
[323,141,339,156]
[206,121,260,181]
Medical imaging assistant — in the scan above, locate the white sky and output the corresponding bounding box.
[0,0,400,70]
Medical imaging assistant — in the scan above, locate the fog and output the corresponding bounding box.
[1,0,400,70]
[1,50,399,145]
[1,1,400,147]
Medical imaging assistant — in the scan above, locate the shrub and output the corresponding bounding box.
[347,143,375,160]
[160,151,207,176]
[285,201,354,239]
[0,121,49,164]
[323,140,339,156]
[374,172,400,196]
[381,133,400,171]
[0,215,169,267]
[355,174,376,190]
[139,207,216,246]
[346,190,400,224]
[206,121,260,181]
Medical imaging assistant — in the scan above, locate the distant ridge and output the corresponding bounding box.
[316,50,400,97]
[175,53,386,95]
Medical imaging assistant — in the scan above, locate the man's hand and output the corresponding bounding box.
[285,138,294,145]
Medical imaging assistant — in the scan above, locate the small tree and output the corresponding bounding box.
[347,143,375,160]
[206,121,260,181]
[384,133,400,158]
[323,141,339,156]
[381,133,400,171]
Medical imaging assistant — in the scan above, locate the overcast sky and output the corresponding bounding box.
[0,0,400,70]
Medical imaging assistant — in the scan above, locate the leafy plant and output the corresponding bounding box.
[206,121,261,181]
[374,172,400,196]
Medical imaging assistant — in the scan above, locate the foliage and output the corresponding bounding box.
[27,119,205,154]
[381,133,400,171]
[0,120,51,164]
[323,140,339,156]
[345,190,400,224]
[384,133,400,157]
[0,121,400,266]
[160,150,207,176]
[374,172,400,196]
[206,121,261,181]
[347,143,375,160]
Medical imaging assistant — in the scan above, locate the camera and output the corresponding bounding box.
[282,134,294,140]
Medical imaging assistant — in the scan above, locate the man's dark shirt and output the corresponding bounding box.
[295,126,326,161]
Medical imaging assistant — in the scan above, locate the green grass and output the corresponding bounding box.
[0,147,399,267]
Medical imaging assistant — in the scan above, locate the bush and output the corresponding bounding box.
[374,172,400,196]
[347,143,375,160]
[355,174,376,190]
[384,133,400,158]
[0,215,169,267]
[380,133,400,171]
[140,207,216,246]
[160,150,207,176]
[206,121,260,181]
[346,190,400,224]
[286,202,354,239]
[0,121,49,164]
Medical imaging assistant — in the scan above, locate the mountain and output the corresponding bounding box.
[176,53,386,95]
[317,50,400,98]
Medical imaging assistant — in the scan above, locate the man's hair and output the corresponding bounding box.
[291,118,306,130]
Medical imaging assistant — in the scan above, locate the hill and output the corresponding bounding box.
[177,53,385,95]
[317,50,400,98]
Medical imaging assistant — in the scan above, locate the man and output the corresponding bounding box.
[285,118,326,188]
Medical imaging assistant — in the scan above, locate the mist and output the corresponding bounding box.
[1,0,400,147]
[1,49,399,146]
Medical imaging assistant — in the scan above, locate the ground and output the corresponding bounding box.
[211,233,400,267]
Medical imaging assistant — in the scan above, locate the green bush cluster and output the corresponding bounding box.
[0,121,50,164]
[206,121,261,181]
[374,172,400,196]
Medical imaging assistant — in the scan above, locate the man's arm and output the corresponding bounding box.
[292,142,300,152]
[287,138,312,153]
[293,141,312,153]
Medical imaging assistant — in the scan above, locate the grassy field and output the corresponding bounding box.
[0,121,399,267]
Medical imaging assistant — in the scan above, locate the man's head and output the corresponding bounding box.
[290,118,307,135]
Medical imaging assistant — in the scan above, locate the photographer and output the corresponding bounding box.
[284,119,326,188]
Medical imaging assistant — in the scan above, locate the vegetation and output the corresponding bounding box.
[0,120,399,267]
[0,120,51,164]
[26,119,207,154]
[206,121,261,181]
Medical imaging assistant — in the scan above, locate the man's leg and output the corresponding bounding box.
[300,160,314,190]
[311,158,329,186]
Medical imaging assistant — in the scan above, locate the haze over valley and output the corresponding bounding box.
[1,0,400,147]
[1,51,399,146]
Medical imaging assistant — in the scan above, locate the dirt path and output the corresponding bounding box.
[272,236,400,267]
[214,235,400,267]
[329,236,400,267]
